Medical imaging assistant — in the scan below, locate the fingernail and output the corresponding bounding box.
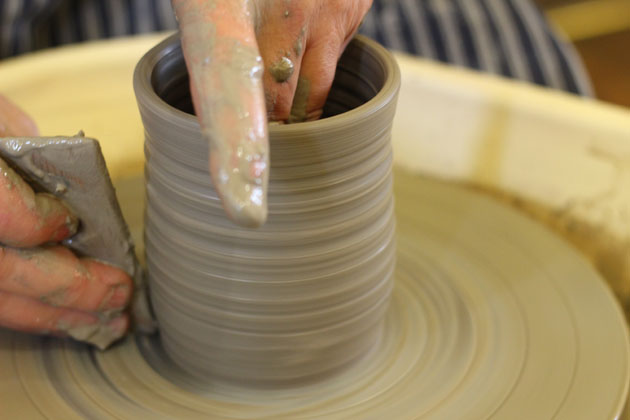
[52,213,79,242]
[211,145,268,228]
[218,180,267,228]
[103,284,131,311]
[65,213,79,236]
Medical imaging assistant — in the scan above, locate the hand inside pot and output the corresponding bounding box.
[0,94,132,349]
[172,0,372,228]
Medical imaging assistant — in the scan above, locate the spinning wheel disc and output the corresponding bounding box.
[0,171,627,419]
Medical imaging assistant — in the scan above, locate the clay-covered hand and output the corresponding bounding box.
[172,0,371,228]
[0,95,132,349]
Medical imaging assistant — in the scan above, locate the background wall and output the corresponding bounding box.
[535,0,630,107]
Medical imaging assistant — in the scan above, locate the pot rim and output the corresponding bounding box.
[133,32,401,135]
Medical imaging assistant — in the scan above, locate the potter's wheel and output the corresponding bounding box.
[0,169,627,419]
[0,34,628,419]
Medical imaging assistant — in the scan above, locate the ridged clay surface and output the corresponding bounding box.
[134,34,400,384]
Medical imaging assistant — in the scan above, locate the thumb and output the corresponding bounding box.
[173,0,269,228]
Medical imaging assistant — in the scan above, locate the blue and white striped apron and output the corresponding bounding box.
[0,0,592,96]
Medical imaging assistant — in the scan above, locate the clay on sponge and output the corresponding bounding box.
[0,133,156,348]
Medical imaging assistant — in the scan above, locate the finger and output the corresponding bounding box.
[0,291,128,349]
[256,3,309,121]
[0,94,39,137]
[0,246,132,315]
[173,0,269,228]
[288,37,341,123]
[287,0,372,123]
[0,157,79,247]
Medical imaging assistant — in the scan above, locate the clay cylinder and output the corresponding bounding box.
[133,34,400,385]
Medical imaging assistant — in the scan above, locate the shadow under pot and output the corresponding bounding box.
[133,33,401,386]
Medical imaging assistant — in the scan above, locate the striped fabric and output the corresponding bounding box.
[0,0,592,95]
[0,0,177,57]
[360,0,592,95]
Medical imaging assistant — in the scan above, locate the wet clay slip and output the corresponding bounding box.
[134,34,401,385]
[269,56,294,83]
[174,1,269,229]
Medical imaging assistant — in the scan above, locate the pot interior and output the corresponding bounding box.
[151,38,388,119]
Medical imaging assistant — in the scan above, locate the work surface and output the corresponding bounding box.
[0,33,629,419]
